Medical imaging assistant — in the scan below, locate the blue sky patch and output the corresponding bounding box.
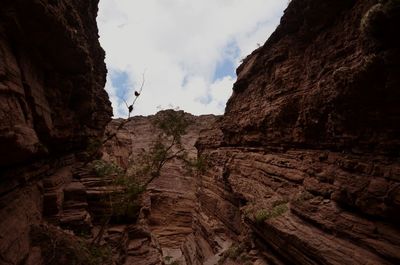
[213,58,236,81]
[213,41,240,81]
[110,70,131,100]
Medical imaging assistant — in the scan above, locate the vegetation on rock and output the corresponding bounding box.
[31,225,113,265]
[91,110,195,245]
[254,202,289,224]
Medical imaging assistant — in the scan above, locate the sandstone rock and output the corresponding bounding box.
[0,185,42,264]
[102,112,220,264]
[0,0,111,264]
[2,0,399,264]
[0,0,111,168]
[194,0,400,264]
[223,0,400,155]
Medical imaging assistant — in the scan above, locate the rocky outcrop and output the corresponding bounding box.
[103,113,277,265]
[102,1,400,264]
[223,0,399,154]
[102,112,220,264]
[195,0,400,264]
[2,0,399,264]
[0,0,111,169]
[0,0,111,264]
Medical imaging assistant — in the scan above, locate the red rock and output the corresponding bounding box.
[0,0,111,264]
[195,0,400,264]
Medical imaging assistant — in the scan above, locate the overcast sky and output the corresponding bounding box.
[97,0,287,117]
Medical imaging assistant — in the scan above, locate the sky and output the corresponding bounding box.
[97,0,287,117]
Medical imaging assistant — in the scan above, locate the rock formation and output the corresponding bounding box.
[0,0,111,264]
[194,0,400,264]
[102,113,219,264]
[103,0,400,264]
[1,0,399,264]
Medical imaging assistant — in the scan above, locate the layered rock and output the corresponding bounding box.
[223,0,400,154]
[0,0,111,264]
[195,0,400,264]
[102,112,220,264]
[0,0,111,170]
[102,2,400,264]
[2,0,399,264]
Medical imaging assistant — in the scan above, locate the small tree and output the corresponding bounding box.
[91,110,192,245]
[140,110,191,185]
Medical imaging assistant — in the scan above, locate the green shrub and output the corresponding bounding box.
[185,154,210,176]
[270,203,289,218]
[164,256,180,265]
[254,210,269,224]
[92,160,123,177]
[153,109,191,142]
[272,198,289,207]
[294,190,314,203]
[110,175,145,222]
[194,154,209,174]
[218,243,246,264]
[254,203,289,224]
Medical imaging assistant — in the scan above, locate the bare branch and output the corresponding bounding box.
[123,99,129,109]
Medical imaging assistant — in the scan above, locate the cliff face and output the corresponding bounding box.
[1,0,399,264]
[96,1,400,264]
[0,0,111,169]
[195,0,400,264]
[0,0,111,264]
[102,113,220,265]
[223,0,399,154]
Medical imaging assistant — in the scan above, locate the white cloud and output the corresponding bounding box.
[98,0,286,117]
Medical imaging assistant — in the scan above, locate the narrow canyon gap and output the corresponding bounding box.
[0,0,399,265]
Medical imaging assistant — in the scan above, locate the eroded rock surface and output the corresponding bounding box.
[223,0,400,154]
[0,0,111,169]
[0,0,111,264]
[102,112,220,264]
[1,0,400,264]
[101,1,400,264]
[195,0,400,264]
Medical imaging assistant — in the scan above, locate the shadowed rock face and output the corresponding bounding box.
[195,0,400,264]
[223,0,400,155]
[99,1,400,264]
[1,0,399,264]
[0,0,111,169]
[0,0,111,264]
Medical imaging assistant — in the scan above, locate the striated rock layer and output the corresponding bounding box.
[103,1,400,264]
[223,0,400,154]
[0,0,111,169]
[0,0,111,264]
[195,0,400,264]
[102,112,221,264]
[1,0,399,264]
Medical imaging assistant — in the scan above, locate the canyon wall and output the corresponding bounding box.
[1,0,399,264]
[98,0,400,264]
[0,0,111,264]
[102,113,221,265]
[102,113,280,265]
[195,0,400,264]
